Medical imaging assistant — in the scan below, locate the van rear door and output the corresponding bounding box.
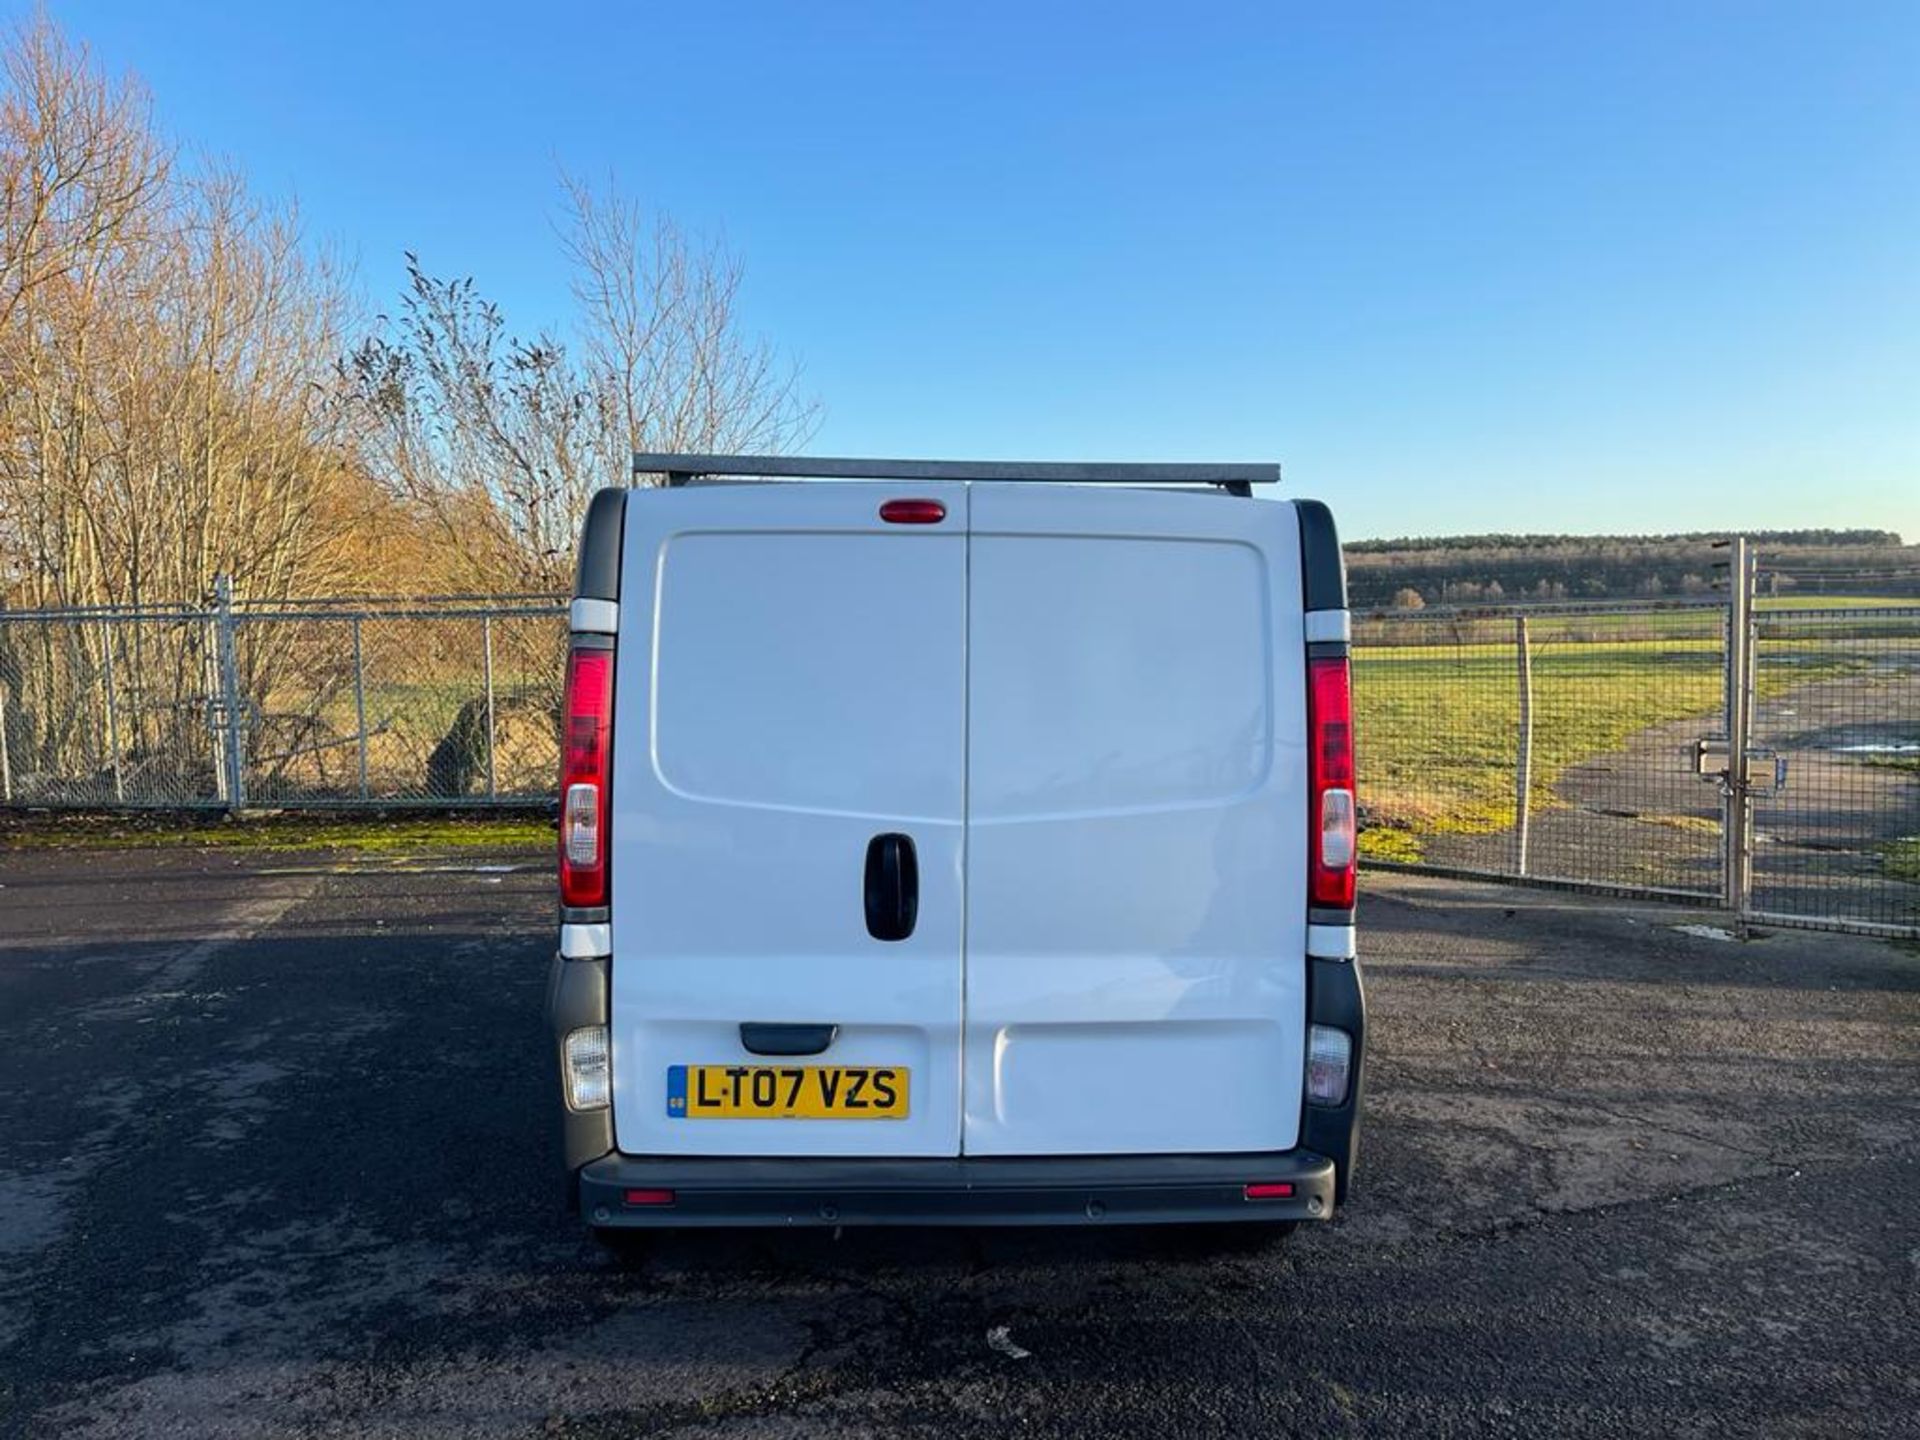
[608,483,968,1158]
[962,485,1309,1156]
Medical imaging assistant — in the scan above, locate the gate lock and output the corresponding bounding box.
[1693,738,1788,794]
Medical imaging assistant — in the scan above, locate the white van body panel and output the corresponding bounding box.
[961,486,1308,1155]
[607,479,1308,1163]
[608,483,969,1157]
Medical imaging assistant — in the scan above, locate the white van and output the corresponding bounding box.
[546,455,1363,1237]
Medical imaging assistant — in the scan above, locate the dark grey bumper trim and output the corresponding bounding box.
[579,1150,1337,1228]
[1303,957,1365,1202]
[546,954,613,1190]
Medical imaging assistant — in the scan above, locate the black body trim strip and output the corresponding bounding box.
[1293,499,1347,612]
[573,487,627,602]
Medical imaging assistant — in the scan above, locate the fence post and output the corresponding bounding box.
[99,620,124,803]
[351,616,370,801]
[204,613,226,806]
[1513,614,1533,876]
[1724,538,1755,919]
[482,613,498,800]
[213,574,247,814]
[0,676,12,803]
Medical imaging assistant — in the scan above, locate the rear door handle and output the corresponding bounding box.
[740,1023,838,1057]
[864,833,918,942]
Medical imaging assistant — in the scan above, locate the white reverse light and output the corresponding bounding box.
[563,1025,611,1111]
[563,782,601,867]
[1307,1025,1352,1107]
[1320,787,1356,870]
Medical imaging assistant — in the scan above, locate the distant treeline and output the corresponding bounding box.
[1347,530,1920,609]
[1349,529,1903,555]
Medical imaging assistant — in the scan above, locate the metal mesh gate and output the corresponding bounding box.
[1748,606,1920,932]
[1353,605,1727,898]
[0,605,221,807]
[1354,590,1920,936]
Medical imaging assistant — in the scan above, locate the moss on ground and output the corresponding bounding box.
[1884,838,1920,884]
[1358,827,1425,865]
[1865,753,1920,776]
[0,811,554,853]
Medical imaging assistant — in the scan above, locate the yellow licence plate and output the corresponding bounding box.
[667,1064,910,1120]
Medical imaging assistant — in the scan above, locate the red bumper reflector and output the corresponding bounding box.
[1243,1182,1295,1200]
[879,498,946,524]
[623,1188,676,1207]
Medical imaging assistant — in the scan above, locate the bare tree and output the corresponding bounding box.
[341,256,601,592]
[344,173,819,592]
[0,13,364,612]
[0,14,375,785]
[560,171,818,473]
[0,13,170,606]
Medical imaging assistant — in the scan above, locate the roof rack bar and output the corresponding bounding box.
[632,453,1279,495]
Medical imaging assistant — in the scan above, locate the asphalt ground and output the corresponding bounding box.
[1,845,1916,1438]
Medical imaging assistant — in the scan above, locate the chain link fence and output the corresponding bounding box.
[4,580,1915,937]
[0,603,215,806]
[0,587,566,810]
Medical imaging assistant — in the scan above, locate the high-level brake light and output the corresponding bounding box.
[879,498,947,524]
[560,647,613,908]
[1307,654,1356,909]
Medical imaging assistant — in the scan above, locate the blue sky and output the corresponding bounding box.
[51,0,1919,541]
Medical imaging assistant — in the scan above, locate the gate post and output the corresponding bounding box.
[352,615,370,801]
[1513,614,1533,876]
[213,574,248,814]
[482,613,498,800]
[100,619,125,802]
[1724,539,1756,918]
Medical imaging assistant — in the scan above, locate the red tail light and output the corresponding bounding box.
[560,646,614,907]
[623,1188,676,1207]
[1308,655,1356,909]
[1244,1182,1296,1200]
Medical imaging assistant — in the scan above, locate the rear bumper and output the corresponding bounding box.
[578,1149,1337,1228]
